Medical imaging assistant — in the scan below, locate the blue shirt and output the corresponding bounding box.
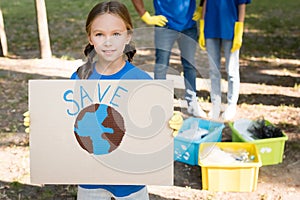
[71,61,152,197]
[204,0,251,40]
[154,0,196,31]
[71,61,151,80]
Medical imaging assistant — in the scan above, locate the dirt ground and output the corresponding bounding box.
[0,55,299,199]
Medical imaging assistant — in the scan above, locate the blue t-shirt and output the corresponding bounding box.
[204,0,251,40]
[71,61,152,197]
[154,0,196,31]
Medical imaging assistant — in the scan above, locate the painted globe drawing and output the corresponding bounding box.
[74,103,125,155]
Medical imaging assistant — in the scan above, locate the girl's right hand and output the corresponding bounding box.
[23,111,30,133]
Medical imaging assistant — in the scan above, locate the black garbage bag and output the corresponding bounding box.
[247,118,283,139]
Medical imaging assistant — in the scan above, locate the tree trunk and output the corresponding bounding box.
[35,0,52,59]
[0,8,8,57]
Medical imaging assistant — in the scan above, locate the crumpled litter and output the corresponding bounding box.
[200,146,254,164]
[177,120,208,141]
[247,118,283,139]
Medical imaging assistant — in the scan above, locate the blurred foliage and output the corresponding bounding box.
[0,0,298,59]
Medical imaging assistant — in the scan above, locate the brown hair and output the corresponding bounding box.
[76,1,136,79]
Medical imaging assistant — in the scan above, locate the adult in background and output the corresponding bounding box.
[131,0,206,118]
[198,0,251,120]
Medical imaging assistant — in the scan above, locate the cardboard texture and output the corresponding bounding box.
[29,80,173,185]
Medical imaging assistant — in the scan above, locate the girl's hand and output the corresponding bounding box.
[168,111,183,137]
[23,111,30,133]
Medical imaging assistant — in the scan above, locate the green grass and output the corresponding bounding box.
[243,0,300,59]
[0,0,97,58]
[0,0,153,59]
[0,0,299,59]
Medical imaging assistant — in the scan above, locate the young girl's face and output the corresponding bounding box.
[88,13,131,63]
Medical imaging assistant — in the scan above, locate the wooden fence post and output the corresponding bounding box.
[0,8,8,57]
[35,0,52,59]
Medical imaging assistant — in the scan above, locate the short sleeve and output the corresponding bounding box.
[239,0,251,4]
[70,72,79,80]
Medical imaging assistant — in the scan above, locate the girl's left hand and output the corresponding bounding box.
[168,111,183,137]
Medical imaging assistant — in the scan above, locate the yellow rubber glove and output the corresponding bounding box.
[199,19,206,50]
[231,22,244,52]
[168,111,183,137]
[23,111,30,133]
[141,11,168,27]
[192,6,202,21]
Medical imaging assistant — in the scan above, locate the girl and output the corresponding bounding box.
[72,1,151,199]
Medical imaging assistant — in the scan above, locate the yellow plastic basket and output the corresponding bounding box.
[199,142,262,192]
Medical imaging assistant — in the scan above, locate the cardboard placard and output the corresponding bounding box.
[29,80,173,185]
